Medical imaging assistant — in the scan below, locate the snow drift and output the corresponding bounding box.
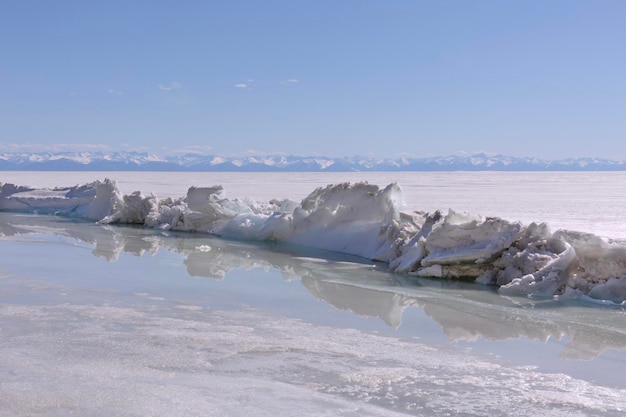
[2,179,626,304]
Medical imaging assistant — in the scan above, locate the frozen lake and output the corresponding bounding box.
[3,170,626,239]
[1,171,626,416]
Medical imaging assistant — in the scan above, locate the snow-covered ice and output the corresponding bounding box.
[2,178,626,303]
[2,210,626,416]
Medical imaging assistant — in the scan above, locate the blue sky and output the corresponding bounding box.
[1,0,625,159]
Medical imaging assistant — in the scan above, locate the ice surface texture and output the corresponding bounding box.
[2,179,625,303]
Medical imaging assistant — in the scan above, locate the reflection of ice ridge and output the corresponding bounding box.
[2,178,626,303]
[3,211,626,360]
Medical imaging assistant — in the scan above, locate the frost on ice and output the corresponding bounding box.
[2,178,626,304]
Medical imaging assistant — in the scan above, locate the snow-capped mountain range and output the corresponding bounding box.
[1,151,625,171]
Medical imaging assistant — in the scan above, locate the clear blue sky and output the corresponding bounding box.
[1,0,625,159]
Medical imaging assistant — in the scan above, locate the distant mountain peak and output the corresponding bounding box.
[0,151,624,172]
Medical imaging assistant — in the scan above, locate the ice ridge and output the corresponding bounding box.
[1,179,625,303]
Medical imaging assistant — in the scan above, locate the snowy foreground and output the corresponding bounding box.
[2,179,626,304]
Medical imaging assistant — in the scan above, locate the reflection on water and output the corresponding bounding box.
[2,212,626,361]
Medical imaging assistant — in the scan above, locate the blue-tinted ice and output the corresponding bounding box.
[1,212,626,416]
